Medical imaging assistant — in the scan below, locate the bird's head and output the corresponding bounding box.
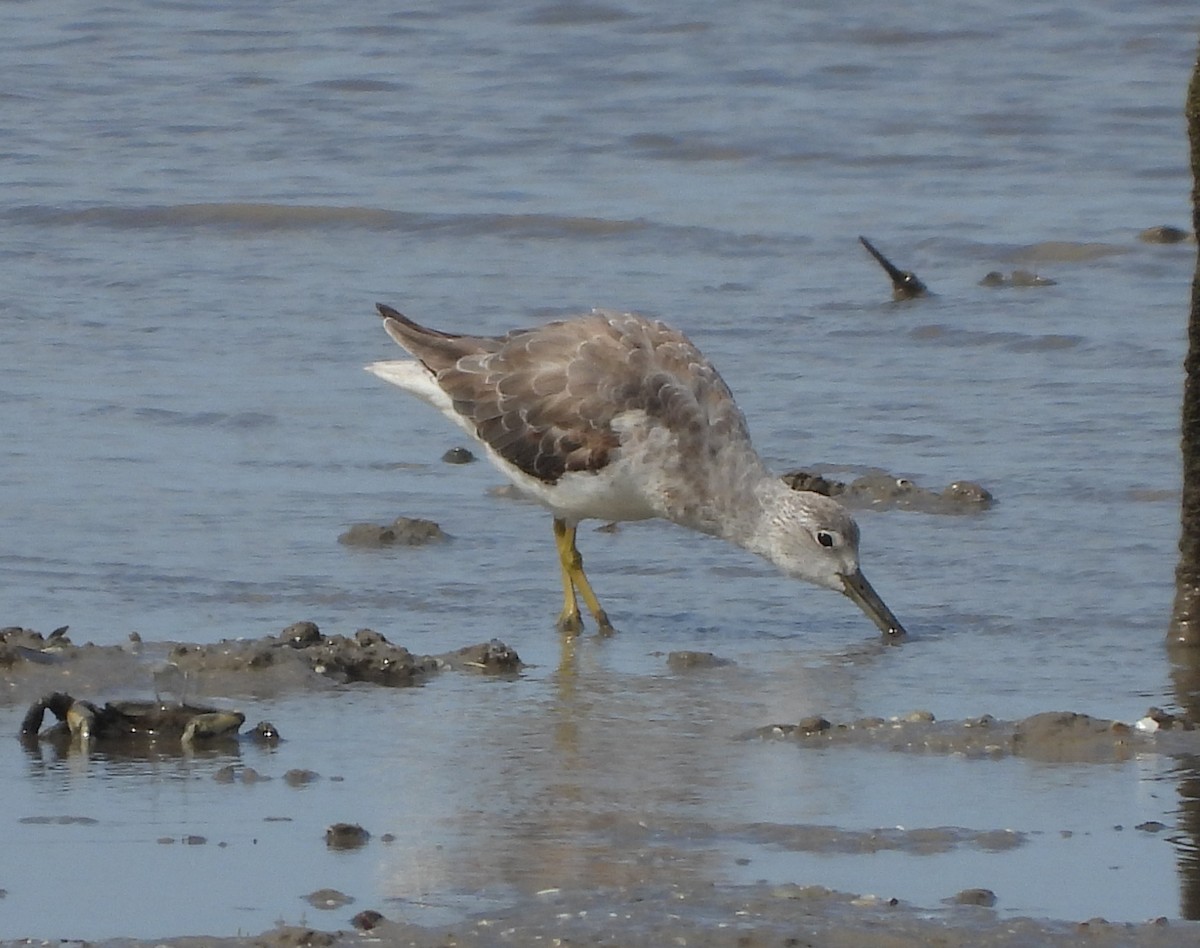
[755,488,907,637]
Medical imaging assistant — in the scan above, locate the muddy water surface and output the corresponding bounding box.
[2,625,1197,942]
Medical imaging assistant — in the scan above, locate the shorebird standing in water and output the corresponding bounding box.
[367,304,907,639]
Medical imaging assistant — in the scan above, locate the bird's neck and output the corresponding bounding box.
[677,451,777,549]
[726,474,796,556]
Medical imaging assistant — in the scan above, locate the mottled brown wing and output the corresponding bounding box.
[613,315,756,473]
[378,305,754,484]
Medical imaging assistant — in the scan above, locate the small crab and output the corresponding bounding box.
[19,691,245,750]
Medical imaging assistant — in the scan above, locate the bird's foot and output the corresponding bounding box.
[592,609,616,637]
[556,610,584,636]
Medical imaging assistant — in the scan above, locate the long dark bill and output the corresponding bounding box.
[841,569,907,637]
[858,235,907,284]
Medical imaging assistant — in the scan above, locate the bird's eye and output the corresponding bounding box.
[816,530,837,548]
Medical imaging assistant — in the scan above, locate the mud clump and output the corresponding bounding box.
[1,623,522,703]
[781,471,843,497]
[325,823,370,850]
[754,709,1147,763]
[350,910,384,931]
[441,446,476,464]
[438,639,523,673]
[281,621,322,648]
[167,623,521,688]
[303,628,438,686]
[247,721,283,745]
[0,625,115,671]
[1011,711,1135,763]
[792,715,832,735]
[338,516,446,548]
[781,469,993,514]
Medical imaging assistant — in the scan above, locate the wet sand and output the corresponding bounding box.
[6,624,1200,947]
[23,884,1185,948]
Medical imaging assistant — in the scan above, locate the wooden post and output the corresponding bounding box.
[1169,43,1200,648]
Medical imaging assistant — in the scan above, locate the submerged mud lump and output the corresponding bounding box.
[948,887,998,907]
[1139,224,1191,244]
[213,764,269,784]
[304,889,355,909]
[979,269,1057,288]
[338,516,447,548]
[754,709,1145,763]
[665,650,734,671]
[781,469,993,514]
[284,768,319,787]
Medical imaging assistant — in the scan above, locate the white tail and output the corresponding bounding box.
[366,360,463,424]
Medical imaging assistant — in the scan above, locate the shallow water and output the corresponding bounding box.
[2,0,1199,939]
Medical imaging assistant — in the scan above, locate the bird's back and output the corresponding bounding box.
[377,306,758,495]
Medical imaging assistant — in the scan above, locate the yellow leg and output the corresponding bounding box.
[552,518,614,635]
[554,518,583,634]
